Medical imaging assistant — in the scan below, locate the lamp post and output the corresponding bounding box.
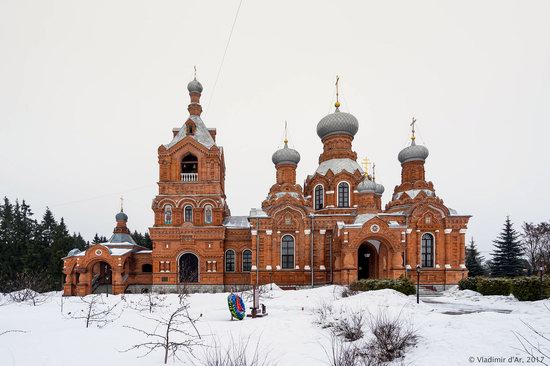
[539,266,544,300]
[416,265,421,304]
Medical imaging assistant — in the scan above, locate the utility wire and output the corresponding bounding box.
[205,0,244,114]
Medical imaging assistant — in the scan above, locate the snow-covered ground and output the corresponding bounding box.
[0,286,549,365]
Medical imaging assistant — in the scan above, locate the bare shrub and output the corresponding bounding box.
[334,310,365,342]
[7,271,49,306]
[314,301,336,328]
[124,298,202,364]
[513,303,550,366]
[197,334,276,366]
[127,292,167,313]
[340,287,358,298]
[366,310,418,363]
[66,294,120,328]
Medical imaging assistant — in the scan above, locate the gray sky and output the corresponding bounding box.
[1,0,549,257]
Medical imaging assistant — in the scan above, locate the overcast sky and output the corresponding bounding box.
[1,0,549,257]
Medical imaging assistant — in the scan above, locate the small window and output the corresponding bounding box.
[337,182,350,208]
[281,235,295,269]
[204,205,213,224]
[141,264,153,273]
[242,250,252,272]
[225,250,235,272]
[184,205,193,222]
[314,185,324,210]
[421,233,434,268]
[164,205,173,225]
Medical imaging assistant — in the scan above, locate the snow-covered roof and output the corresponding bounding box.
[393,189,434,200]
[223,216,251,228]
[354,213,377,225]
[164,115,216,150]
[271,192,302,199]
[109,248,133,256]
[249,208,269,218]
[108,233,137,245]
[315,158,363,176]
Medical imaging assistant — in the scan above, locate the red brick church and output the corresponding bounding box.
[62,77,470,296]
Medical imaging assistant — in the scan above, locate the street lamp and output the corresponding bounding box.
[416,265,421,304]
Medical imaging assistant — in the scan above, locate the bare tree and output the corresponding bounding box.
[124,299,202,364]
[127,292,167,313]
[522,222,550,272]
[66,294,120,328]
[7,271,49,306]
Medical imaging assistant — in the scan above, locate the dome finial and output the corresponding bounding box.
[120,195,124,212]
[194,65,197,79]
[361,156,371,178]
[284,120,288,145]
[334,75,341,109]
[372,162,376,182]
[410,116,417,144]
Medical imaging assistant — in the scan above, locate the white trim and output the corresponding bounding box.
[266,230,273,235]
[224,249,236,272]
[326,191,334,194]
[406,228,413,234]
[459,229,467,234]
[313,183,325,210]
[280,234,296,270]
[304,229,311,235]
[336,181,351,208]
[319,229,326,235]
[242,249,252,272]
[444,228,453,234]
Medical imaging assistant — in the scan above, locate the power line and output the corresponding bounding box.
[205,0,244,114]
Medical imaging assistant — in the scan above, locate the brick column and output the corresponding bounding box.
[444,228,452,266]
[459,229,467,265]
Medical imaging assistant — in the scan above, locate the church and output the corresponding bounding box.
[62,77,470,296]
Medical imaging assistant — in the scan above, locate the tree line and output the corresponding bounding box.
[466,215,550,277]
[0,197,151,292]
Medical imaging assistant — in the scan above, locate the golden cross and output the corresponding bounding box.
[361,157,370,176]
[410,117,416,141]
[335,75,340,108]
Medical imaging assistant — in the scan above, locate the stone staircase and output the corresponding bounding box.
[418,285,444,297]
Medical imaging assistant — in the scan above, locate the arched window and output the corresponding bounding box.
[141,264,153,273]
[204,205,213,224]
[184,205,193,222]
[164,205,172,225]
[281,235,295,269]
[314,185,324,210]
[181,153,198,182]
[225,250,235,272]
[242,250,252,272]
[421,233,435,268]
[337,182,350,208]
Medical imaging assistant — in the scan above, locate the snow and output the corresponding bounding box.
[0,286,549,365]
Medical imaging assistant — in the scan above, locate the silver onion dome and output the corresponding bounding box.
[272,142,301,165]
[357,178,377,193]
[187,78,203,93]
[375,183,385,195]
[397,140,429,164]
[115,210,128,222]
[316,107,359,140]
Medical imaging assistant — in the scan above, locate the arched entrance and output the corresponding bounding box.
[358,243,378,280]
[179,253,199,283]
[91,261,112,294]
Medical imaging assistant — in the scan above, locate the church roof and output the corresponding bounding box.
[108,232,137,245]
[164,115,216,150]
[223,216,251,228]
[315,158,364,176]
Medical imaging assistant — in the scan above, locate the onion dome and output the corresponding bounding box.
[316,106,359,140]
[187,78,203,93]
[397,140,429,164]
[115,210,128,222]
[375,183,385,195]
[357,178,377,193]
[272,142,301,166]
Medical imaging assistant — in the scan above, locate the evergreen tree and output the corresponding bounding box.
[92,233,107,244]
[490,216,525,277]
[132,230,153,249]
[465,237,485,277]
